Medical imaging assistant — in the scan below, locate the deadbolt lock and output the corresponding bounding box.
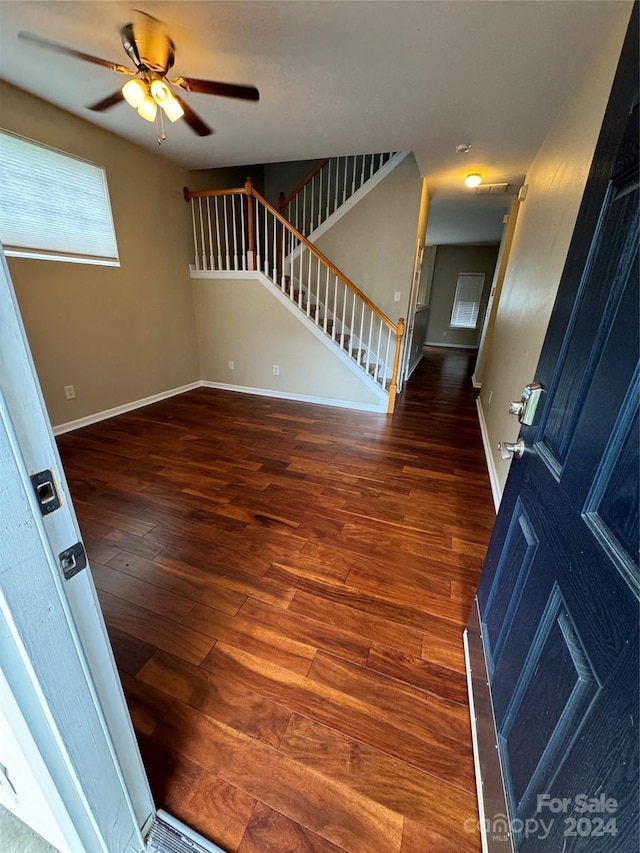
[509,383,542,426]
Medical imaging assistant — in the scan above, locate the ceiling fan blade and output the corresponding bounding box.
[87,90,125,112]
[172,76,259,102]
[172,95,213,137]
[18,31,133,75]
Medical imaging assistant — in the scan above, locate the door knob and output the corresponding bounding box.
[499,438,525,460]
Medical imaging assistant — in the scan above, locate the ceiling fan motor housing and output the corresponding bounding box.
[120,22,175,74]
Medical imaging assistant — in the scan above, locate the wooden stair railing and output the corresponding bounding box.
[278,152,398,238]
[184,180,405,414]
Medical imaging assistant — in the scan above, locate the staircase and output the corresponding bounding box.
[279,152,400,240]
[184,153,406,412]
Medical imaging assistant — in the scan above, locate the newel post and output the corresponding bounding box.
[387,317,405,414]
[245,177,256,271]
[278,191,286,214]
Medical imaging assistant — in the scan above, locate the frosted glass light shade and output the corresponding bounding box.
[137,96,158,122]
[464,173,483,188]
[150,79,171,104]
[122,78,147,108]
[160,96,184,123]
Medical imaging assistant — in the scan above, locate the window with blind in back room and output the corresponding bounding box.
[450,272,485,329]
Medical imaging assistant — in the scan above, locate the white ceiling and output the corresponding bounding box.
[0,1,628,244]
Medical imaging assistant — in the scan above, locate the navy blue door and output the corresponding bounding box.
[476,9,638,851]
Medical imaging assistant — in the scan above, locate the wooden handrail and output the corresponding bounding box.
[249,186,399,333]
[184,186,246,200]
[279,158,330,212]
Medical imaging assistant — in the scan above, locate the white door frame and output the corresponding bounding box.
[0,247,154,850]
[400,238,425,387]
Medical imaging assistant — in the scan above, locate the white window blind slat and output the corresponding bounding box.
[0,131,119,266]
[450,272,485,329]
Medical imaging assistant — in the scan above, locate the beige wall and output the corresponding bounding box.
[1,82,199,428]
[426,245,499,348]
[478,4,632,499]
[473,198,521,388]
[314,153,423,324]
[193,275,383,408]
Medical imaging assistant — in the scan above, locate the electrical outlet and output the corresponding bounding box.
[64,385,76,400]
[394,291,401,302]
[228,360,235,370]
[272,365,280,376]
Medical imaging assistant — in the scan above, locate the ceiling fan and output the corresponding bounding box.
[18,11,260,137]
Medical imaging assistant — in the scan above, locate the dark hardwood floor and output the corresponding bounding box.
[57,346,495,853]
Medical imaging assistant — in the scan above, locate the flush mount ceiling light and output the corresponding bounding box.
[464,172,483,188]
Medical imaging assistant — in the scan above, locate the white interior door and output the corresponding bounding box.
[0,247,154,851]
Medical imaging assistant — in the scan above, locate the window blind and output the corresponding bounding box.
[450,273,485,329]
[0,130,119,266]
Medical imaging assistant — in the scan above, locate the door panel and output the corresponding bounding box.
[472,7,638,851]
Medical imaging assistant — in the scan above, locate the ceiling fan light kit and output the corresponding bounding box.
[18,11,260,140]
[137,94,157,123]
[122,77,147,108]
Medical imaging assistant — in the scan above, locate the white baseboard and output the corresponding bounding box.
[405,352,423,381]
[471,373,482,389]
[51,382,201,435]
[201,381,386,413]
[476,397,501,512]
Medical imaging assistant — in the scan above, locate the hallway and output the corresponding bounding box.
[57,346,496,853]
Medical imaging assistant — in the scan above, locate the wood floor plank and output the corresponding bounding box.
[201,643,475,791]
[137,651,293,748]
[106,625,156,677]
[138,735,256,853]
[401,819,478,853]
[105,550,247,616]
[268,563,456,636]
[155,701,404,853]
[237,801,346,853]
[191,605,317,677]
[239,598,371,666]
[97,590,214,666]
[366,642,468,704]
[156,550,295,609]
[279,715,480,850]
[288,590,424,657]
[101,528,165,560]
[119,671,174,736]
[91,563,196,622]
[308,652,471,746]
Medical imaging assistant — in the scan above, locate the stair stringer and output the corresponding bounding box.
[191,269,389,412]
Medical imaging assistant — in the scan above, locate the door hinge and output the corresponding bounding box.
[59,541,87,581]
